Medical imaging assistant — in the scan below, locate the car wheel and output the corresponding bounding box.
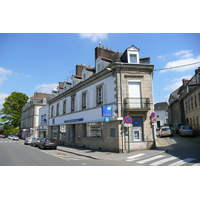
[54,147,57,150]
[42,145,45,150]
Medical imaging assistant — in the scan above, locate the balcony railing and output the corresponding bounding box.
[124,97,151,111]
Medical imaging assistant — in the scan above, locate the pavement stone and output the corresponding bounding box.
[57,145,167,161]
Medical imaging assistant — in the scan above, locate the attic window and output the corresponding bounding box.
[129,54,137,63]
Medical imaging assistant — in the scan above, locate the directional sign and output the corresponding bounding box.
[124,116,132,124]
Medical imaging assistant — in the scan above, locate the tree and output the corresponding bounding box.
[0,92,29,128]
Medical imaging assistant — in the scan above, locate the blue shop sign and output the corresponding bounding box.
[102,106,112,117]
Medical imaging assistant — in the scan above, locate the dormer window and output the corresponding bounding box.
[121,45,140,64]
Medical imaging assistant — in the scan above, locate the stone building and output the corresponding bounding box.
[21,92,50,138]
[46,44,155,153]
[168,67,200,134]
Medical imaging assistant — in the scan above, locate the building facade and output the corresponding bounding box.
[154,102,168,129]
[21,92,50,138]
[168,67,200,134]
[45,44,155,153]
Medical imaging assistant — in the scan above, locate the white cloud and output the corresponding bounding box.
[0,93,9,105]
[160,55,200,73]
[164,75,192,91]
[79,33,108,42]
[35,83,58,93]
[0,67,12,86]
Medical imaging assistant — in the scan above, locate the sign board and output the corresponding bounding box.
[102,106,112,117]
[151,117,156,123]
[124,116,132,124]
[104,117,110,122]
[124,124,133,127]
[150,112,156,117]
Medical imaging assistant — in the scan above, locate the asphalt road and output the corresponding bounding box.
[1,133,200,166]
[0,138,126,166]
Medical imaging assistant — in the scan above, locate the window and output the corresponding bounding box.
[56,103,60,116]
[71,96,75,112]
[86,123,103,138]
[130,54,137,63]
[51,106,54,118]
[96,86,103,105]
[41,114,47,124]
[63,100,66,114]
[82,93,87,109]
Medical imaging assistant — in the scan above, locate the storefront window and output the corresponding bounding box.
[86,123,103,138]
[52,126,58,139]
[60,125,66,141]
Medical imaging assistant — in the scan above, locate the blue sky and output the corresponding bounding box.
[0,33,200,108]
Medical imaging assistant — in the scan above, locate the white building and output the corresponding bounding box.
[154,102,168,129]
[37,44,155,152]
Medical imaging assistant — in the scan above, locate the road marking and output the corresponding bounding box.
[137,155,165,164]
[168,158,196,166]
[150,156,179,166]
[126,153,145,161]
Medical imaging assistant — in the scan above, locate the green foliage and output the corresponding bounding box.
[0,92,29,128]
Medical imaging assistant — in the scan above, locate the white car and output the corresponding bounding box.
[8,135,14,139]
[13,136,19,141]
[158,127,173,137]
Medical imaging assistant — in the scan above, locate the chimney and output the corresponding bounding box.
[182,79,189,86]
[76,65,84,76]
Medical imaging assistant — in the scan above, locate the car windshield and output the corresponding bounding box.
[162,128,170,131]
[182,126,192,130]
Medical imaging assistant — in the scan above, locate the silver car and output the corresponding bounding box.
[24,137,35,145]
[179,126,195,137]
[13,136,19,141]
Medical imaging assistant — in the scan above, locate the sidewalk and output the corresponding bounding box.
[57,141,167,161]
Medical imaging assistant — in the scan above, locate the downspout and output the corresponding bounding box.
[120,63,125,153]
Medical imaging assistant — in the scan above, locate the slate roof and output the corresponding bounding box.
[154,102,168,111]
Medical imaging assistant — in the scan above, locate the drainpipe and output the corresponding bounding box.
[120,64,125,153]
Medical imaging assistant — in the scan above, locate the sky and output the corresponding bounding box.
[0,33,200,108]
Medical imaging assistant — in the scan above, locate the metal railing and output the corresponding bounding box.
[124,97,150,110]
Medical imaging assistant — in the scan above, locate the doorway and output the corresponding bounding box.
[131,116,143,142]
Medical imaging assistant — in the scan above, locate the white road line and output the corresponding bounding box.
[150,156,179,166]
[126,153,145,161]
[137,155,165,164]
[168,158,196,166]
[192,162,200,166]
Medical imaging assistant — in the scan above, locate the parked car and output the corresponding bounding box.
[179,126,195,137]
[31,138,41,147]
[38,138,58,150]
[0,134,5,138]
[13,136,19,141]
[24,137,35,145]
[8,135,14,139]
[171,123,186,134]
[158,126,173,137]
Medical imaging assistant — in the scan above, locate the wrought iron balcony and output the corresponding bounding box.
[124,97,151,111]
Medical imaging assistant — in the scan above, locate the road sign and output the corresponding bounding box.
[150,112,156,117]
[124,124,133,127]
[151,117,156,123]
[124,116,132,124]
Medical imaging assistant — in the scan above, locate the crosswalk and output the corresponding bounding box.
[41,150,91,161]
[126,153,200,166]
[0,140,19,143]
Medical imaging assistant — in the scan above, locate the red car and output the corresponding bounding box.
[0,134,5,138]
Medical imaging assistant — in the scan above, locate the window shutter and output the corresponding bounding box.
[80,94,82,110]
[93,89,96,107]
[87,91,90,108]
[103,84,107,104]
